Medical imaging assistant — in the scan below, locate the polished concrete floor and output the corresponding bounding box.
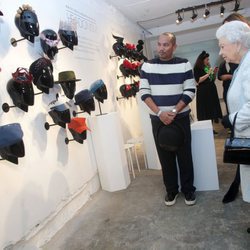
[43,123,250,250]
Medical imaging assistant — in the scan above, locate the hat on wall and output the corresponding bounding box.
[68,117,90,144]
[7,68,34,112]
[0,123,25,164]
[89,79,108,103]
[68,117,90,134]
[40,29,60,60]
[74,89,95,114]
[55,71,81,99]
[14,4,39,43]
[58,20,78,50]
[48,98,71,128]
[74,89,92,104]
[55,71,81,83]
[29,57,54,94]
[48,109,71,128]
[0,123,23,148]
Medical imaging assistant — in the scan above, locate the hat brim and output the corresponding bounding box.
[54,79,81,84]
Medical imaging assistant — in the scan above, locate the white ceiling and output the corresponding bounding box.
[105,0,250,32]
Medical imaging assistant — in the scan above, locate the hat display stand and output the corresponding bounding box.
[64,136,84,145]
[58,46,67,51]
[96,100,104,116]
[44,121,66,130]
[34,91,43,96]
[2,102,19,113]
[72,110,84,117]
[10,37,26,47]
[109,54,121,60]
[65,137,77,144]
[116,96,125,101]
[116,75,124,80]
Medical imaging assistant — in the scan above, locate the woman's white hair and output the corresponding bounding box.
[216,20,250,49]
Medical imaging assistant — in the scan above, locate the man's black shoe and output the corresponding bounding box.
[165,192,179,206]
[184,192,196,205]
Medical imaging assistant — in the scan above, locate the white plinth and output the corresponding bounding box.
[137,95,161,170]
[88,112,130,192]
[191,120,219,191]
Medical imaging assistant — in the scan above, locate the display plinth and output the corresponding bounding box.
[88,112,130,192]
[191,120,219,191]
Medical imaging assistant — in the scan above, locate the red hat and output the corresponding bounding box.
[68,117,90,134]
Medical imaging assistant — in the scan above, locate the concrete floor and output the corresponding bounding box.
[42,123,250,250]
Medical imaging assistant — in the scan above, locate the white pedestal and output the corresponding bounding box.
[88,112,130,192]
[137,95,161,170]
[191,120,219,191]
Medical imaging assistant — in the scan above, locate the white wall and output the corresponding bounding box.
[0,0,142,249]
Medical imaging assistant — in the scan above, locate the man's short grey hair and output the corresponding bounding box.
[216,20,250,49]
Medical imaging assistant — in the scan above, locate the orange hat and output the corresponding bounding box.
[67,117,90,134]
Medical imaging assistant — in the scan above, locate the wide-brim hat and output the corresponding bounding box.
[0,123,23,149]
[68,117,90,134]
[54,71,81,83]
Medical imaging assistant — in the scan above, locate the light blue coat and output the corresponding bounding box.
[227,50,250,202]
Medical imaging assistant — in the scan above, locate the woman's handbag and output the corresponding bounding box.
[223,113,250,164]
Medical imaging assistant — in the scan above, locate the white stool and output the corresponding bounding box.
[126,136,148,169]
[124,143,140,178]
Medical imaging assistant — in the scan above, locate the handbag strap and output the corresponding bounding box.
[230,112,238,141]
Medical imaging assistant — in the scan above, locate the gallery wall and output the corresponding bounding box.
[0,0,143,248]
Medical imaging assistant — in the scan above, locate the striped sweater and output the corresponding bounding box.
[139,57,196,117]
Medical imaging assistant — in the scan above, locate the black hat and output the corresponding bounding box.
[157,122,185,152]
[40,29,59,60]
[58,20,78,50]
[14,4,39,43]
[112,34,125,57]
[74,90,95,114]
[7,68,34,112]
[29,57,54,94]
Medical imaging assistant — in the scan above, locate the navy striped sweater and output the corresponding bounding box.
[139,57,196,117]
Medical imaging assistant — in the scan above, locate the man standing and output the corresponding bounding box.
[139,32,196,206]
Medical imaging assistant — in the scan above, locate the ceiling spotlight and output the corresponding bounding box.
[220,5,225,16]
[176,11,183,24]
[191,8,198,21]
[203,5,210,18]
[233,0,240,11]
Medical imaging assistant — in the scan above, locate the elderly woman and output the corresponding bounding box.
[216,20,250,203]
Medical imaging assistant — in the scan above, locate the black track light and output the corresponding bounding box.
[176,12,183,24]
[191,8,198,21]
[220,5,225,16]
[203,7,210,18]
[233,0,240,11]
